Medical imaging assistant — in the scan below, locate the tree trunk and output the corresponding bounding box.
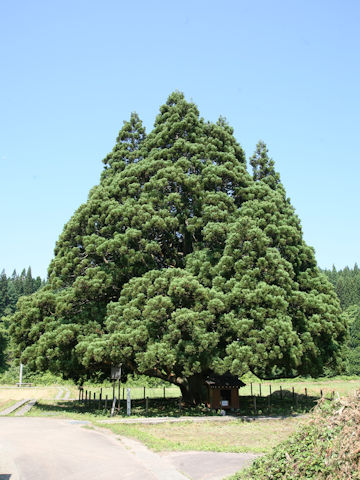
[178,373,208,405]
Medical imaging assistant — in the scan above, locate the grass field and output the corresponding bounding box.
[99,416,309,454]
[1,377,359,457]
[240,377,360,398]
[0,385,78,401]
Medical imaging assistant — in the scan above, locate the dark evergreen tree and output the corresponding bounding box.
[0,270,8,318]
[0,267,44,370]
[9,93,347,400]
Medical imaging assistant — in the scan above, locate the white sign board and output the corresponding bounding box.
[221,400,229,407]
[111,365,122,380]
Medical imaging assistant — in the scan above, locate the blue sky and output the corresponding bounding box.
[1,0,359,278]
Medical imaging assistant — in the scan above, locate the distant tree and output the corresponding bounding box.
[0,267,45,369]
[0,270,8,318]
[9,93,347,401]
[323,264,360,309]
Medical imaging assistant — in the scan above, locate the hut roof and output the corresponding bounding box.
[205,373,246,389]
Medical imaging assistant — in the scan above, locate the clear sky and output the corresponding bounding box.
[1,0,359,279]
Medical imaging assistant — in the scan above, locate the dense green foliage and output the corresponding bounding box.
[0,267,44,370]
[233,393,360,479]
[323,264,360,309]
[322,265,360,374]
[9,93,346,400]
[0,267,43,317]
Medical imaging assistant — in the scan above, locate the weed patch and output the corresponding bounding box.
[231,391,360,479]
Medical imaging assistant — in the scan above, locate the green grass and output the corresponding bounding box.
[99,417,307,454]
[0,399,17,412]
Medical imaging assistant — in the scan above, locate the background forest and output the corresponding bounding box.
[0,268,44,370]
[322,265,360,375]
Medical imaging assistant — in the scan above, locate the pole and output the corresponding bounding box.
[127,388,131,416]
[118,379,121,409]
[118,364,122,409]
[19,363,23,386]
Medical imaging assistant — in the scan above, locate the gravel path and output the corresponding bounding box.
[55,386,71,400]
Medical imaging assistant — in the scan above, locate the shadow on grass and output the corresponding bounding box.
[34,390,320,419]
[237,391,319,417]
[33,398,216,418]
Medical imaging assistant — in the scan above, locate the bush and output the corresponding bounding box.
[232,392,360,479]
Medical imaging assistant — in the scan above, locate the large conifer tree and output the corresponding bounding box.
[9,93,347,402]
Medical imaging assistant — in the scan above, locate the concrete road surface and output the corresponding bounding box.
[0,417,187,480]
[0,417,259,480]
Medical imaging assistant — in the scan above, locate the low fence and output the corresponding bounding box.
[76,382,336,416]
[77,385,183,415]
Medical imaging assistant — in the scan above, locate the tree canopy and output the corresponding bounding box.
[9,92,347,402]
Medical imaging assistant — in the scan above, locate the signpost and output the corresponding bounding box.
[111,364,122,411]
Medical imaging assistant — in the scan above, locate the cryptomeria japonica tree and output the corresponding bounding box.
[9,93,347,403]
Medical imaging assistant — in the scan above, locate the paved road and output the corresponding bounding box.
[0,418,259,480]
[0,417,187,480]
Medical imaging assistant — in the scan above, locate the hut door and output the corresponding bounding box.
[220,389,231,407]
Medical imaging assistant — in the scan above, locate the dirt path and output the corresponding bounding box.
[0,417,259,479]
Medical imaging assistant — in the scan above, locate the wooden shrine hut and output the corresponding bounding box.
[205,374,245,411]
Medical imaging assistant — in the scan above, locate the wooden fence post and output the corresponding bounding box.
[259,384,262,397]
[105,395,108,410]
[253,396,257,415]
[144,386,146,400]
[145,396,149,415]
[163,386,166,399]
[280,385,283,400]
